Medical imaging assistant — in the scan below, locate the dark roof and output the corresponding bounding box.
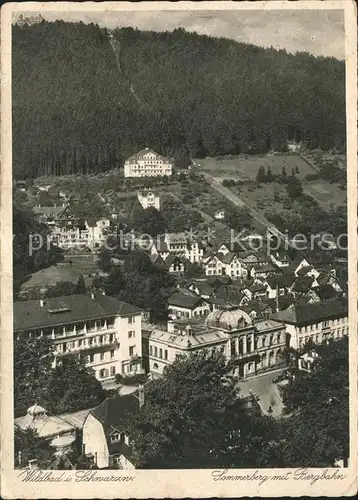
[191,281,215,296]
[272,298,348,326]
[215,286,245,305]
[217,251,235,264]
[315,284,338,300]
[164,254,189,268]
[266,274,295,289]
[167,292,205,309]
[291,275,314,293]
[14,294,143,331]
[90,394,140,458]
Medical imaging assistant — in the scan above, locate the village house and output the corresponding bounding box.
[33,204,112,250]
[14,293,144,381]
[137,190,160,210]
[146,304,287,379]
[167,292,211,319]
[164,254,189,274]
[82,392,142,469]
[124,148,173,178]
[270,251,292,268]
[273,297,348,350]
[188,279,216,300]
[214,209,225,220]
[202,252,247,278]
[265,275,295,299]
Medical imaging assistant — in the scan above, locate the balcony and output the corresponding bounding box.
[56,338,119,356]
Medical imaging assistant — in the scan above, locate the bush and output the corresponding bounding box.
[121,373,149,386]
[305,173,320,181]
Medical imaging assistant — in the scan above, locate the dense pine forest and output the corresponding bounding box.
[13,20,346,179]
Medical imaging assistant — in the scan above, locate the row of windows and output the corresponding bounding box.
[298,317,347,333]
[98,366,116,379]
[150,345,168,360]
[298,327,348,348]
[57,334,116,353]
[88,349,116,364]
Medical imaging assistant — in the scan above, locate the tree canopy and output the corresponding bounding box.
[14,335,106,416]
[276,337,349,467]
[13,21,345,179]
[128,351,278,468]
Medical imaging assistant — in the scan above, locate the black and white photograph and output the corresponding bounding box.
[1,1,357,498]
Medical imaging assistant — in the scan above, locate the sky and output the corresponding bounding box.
[17,9,345,60]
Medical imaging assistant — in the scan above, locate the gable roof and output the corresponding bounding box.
[126,148,169,163]
[90,394,140,458]
[14,294,143,332]
[272,298,348,326]
[315,284,338,300]
[266,274,295,289]
[167,292,205,309]
[33,206,64,217]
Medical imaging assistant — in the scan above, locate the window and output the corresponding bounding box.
[262,337,266,347]
[110,350,115,359]
[154,346,158,357]
[322,321,330,328]
[110,366,116,376]
[277,333,281,344]
[128,331,135,338]
[129,346,135,357]
[164,350,168,360]
[150,345,153,356]
[108,333,114,342]
[128,316,135,325]
[88,354,94,363]
[111,433,120,442]
[100,352,105,361]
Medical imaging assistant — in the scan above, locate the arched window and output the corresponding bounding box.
[153,362,159,369]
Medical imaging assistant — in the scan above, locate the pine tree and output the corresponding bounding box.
[76,274,86,294]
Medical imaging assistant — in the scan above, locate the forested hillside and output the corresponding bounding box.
[13,20,346,179]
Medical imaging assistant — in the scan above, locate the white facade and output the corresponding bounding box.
[168,301,211,320]
[53,311,143,380]
[14,296,143,383]
[203,253,246,278]
[124,148,172,178]
[137,191,160,210]
[147,315,287,380]
[285,315,349,350]
[82,413,135,469]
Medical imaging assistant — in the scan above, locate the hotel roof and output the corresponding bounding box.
[272,298,348,326]
[14,294,143,331]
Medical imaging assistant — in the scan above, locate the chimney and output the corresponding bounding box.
[167,319,174,333]
[185,325,192,336]
[28,459,38,470]
[138,384,145,408]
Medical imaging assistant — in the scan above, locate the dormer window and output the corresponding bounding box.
[111,433,120,442]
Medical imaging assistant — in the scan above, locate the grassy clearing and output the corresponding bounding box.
[199,153,315,181]
[302,180,346,210]
[22,256,98,289]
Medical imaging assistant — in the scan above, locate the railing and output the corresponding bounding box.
[56,338,119,355]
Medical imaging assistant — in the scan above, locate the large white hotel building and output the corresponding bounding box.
[14,293,144,381]
[124,148,173,178]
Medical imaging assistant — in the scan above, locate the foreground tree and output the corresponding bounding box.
[128,352,278,468]
[277,337,349,466]
[45,355,106,414]
[14,427,55,468]
[14,337,106,415]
